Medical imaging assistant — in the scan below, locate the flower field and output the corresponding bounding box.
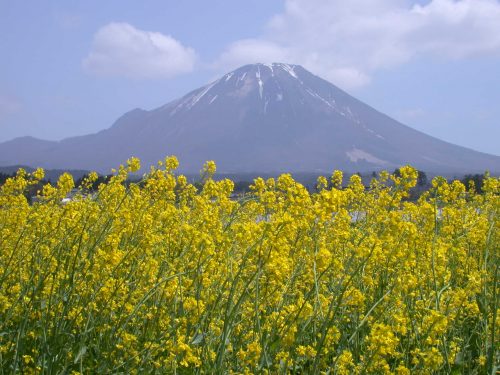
[0,157,498,374]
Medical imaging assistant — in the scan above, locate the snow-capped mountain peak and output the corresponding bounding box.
[1,63,499,174]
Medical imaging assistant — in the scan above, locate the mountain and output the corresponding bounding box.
[1,63,499,174]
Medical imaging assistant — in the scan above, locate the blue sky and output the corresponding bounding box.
[1,0,499,155]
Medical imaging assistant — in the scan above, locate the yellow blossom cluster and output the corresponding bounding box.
[0,158,498,374]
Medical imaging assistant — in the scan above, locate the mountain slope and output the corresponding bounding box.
[1,63,499,174]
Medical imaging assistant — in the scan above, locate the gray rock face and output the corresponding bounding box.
[1,63,499,174]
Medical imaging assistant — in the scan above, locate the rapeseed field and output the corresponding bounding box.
[0,157,498,374]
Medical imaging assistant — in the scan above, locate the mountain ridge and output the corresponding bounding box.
[1,63,499,174]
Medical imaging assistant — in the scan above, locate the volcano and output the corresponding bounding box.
[1,63,499,174]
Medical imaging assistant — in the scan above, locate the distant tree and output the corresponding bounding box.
[461,174,484,193]
[0,172,13,185]
[75,173,111,191]
[0,171,51,203]
[417,170,427,186]
[233,181,251,193]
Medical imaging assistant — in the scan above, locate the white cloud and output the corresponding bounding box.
[217,39,290,67]
[83,22,197,79]
[215,0,500,89]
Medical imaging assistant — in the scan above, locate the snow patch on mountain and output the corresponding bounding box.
[279,63,299,79]
[365,127,384,139]
[305,88,335,109]
[263,63,275,75]
[170,78,221,115]
[264,97,270,113]
[238,72,247,82]
[256,67,263,99]
[346,148,388,165]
